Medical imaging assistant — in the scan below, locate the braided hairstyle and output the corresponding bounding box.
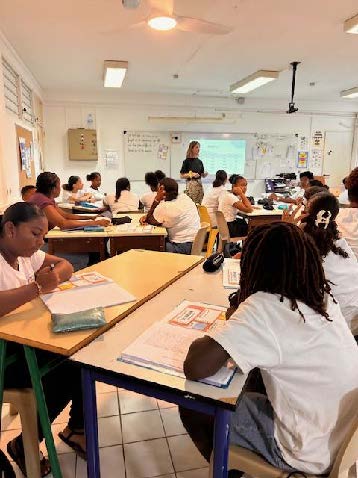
[238,222,332,321]
[302,192,348,258]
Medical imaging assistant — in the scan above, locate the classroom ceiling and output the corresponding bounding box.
[1,0,358,102]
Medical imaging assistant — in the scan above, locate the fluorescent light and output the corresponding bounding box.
[148,115,225,123]
[341,87,358,98]
[104,60,128,88]
[230,70,279,94]
[344,14,358,34]
[148,16,177,31]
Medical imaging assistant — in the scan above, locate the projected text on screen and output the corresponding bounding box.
[195,139,246,175]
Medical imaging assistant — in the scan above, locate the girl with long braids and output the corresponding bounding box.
[180,222,358,476]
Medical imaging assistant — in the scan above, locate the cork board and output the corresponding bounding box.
[16,124,36,189]
[68,128,98,161]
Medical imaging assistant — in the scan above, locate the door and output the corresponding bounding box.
[323,131,353,189]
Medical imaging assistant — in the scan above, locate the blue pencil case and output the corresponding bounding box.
[79,202,97,208]
[52,307,106,333]
[83,226,105,232]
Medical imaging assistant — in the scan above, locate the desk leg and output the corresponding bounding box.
[24,346,63,478]
[212,408,231,478]
[82,368,100,478]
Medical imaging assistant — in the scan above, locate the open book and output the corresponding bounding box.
[42,272,136,314]
[120,301,236,388]
[222,258,241,289]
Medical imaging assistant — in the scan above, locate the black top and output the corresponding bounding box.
[180,158,204,176]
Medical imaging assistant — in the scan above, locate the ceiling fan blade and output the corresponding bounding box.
[147,0,174,15]
[176,16,233,35]
[100,20,146,36]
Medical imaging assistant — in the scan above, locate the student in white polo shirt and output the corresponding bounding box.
[180,222,358,476]
[141,177,200,254]
[202,170,227,227]
[218,175,253,237]
[336,167,358,259]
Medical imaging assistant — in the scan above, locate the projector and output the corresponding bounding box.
[287,102,298,114]
[122,0,141,8]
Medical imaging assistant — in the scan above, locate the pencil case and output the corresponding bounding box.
[52,307,106,333]
[83,226,105,232]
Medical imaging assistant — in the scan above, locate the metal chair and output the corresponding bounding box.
[191,223,210,255]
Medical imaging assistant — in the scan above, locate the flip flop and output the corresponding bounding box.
[6,437,51,478]
[58,429,87,460]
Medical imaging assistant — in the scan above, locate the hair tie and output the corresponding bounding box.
[315,210,331,229]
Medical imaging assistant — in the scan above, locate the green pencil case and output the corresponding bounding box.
[52,307,106,333]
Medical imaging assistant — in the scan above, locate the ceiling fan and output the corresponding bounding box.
[121,0,233,35]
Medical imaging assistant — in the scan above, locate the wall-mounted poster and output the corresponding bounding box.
[297,151,309,169]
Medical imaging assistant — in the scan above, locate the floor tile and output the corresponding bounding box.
[160,407,186,436]
[53,403,71,425]
[118,390,158,414]
[76,445,125,478]
[176,468,209,478]
[40,423,76,455]
[124,438,174,478]
[157,399,176,409]
[167,435,208,472]
[0,428,23,462]
[96,391,120,418]
[47,452,76,478]
[98,416,122,447]
[96,382,117,394]
[122,410,165,443]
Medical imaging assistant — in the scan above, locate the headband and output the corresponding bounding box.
[315,210,331,229]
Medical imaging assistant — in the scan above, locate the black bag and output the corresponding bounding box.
[112,216,132,226]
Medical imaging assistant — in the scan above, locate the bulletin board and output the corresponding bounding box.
[68,128,98,161]
[16,125,36,189]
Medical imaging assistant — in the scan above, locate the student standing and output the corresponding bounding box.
[141,178,200,254]
[0,203,86,476]
[104,177,140,213]
[180,222,358,476]
[218,175,253,237]
[180,141,208,204]
[202,170,227,226]
[336,167,358,258]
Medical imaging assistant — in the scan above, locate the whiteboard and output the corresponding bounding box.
[123,131,171,180]
[123,131,298,180]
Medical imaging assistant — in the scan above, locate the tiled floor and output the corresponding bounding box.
[1,386,357,478]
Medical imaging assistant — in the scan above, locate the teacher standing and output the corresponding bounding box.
[180,141,207,204]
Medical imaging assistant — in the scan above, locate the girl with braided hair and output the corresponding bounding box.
[180,222,358,476]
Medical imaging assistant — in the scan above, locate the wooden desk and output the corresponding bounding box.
[72,263,246,478]
[238,206,282,232]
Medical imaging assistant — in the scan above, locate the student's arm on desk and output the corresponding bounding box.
[44,205,110,230]
[140,187,165,226]
[37,254,73,287]
[269,193,300,205]
[184,336,229,381]
[0,284,41,317]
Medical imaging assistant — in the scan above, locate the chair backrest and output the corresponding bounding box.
[215,211,230,242]
[191,222,210,255]
[329,411,358,478]
[197,205,212,227]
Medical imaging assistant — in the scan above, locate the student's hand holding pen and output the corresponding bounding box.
[35,263,60,293]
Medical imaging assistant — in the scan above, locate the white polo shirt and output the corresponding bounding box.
[218,191,240,222]
[105,190,139,213]
[336,208,358,259]
[140,191,157,212]
[0,250,45,291]
[153,193,200,243]
[202,185,226,226]
[208,291,358,475]
[323,238,358,331]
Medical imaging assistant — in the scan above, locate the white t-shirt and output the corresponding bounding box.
[140,191,157,212]
[208,291,358,475]
[153,193,200,243]
[87,186,105,201]
[336,208,358,259]
[62,189,83,203]
[338,190,349,206]
[105,190,139,213]
[202,185,226,226]
[218,191,240,222]
[0,250,45,291]
[323,238,358,331]
[290,187,304,200]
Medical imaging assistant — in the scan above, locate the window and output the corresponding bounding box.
[2,56,20,116]
[20,79,34,124]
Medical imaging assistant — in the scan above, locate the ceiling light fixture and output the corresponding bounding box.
[344,13,358,34]
[148,16,177,31]
[103,60,128,88]
[230,70,279,94]
[340,87,358,99]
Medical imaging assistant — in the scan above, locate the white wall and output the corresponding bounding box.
[0,30,43,209]
[44,96,357,199]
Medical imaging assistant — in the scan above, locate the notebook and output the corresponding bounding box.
[222,259,241,289]
[120,300,236,388]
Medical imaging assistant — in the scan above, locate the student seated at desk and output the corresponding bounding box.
[336,167,358,259]
[218,175,253,237]
[62,175,93,203]
[140,172,160,212]
[202,170,227,227]
[338,176,350,206]
[269,170,314,205]
[0,203,86,476]
[104,177,140,213]
[180,222,358,476]
[21,185,36,202]
[141,178,200,254]
[86,172,105,201]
